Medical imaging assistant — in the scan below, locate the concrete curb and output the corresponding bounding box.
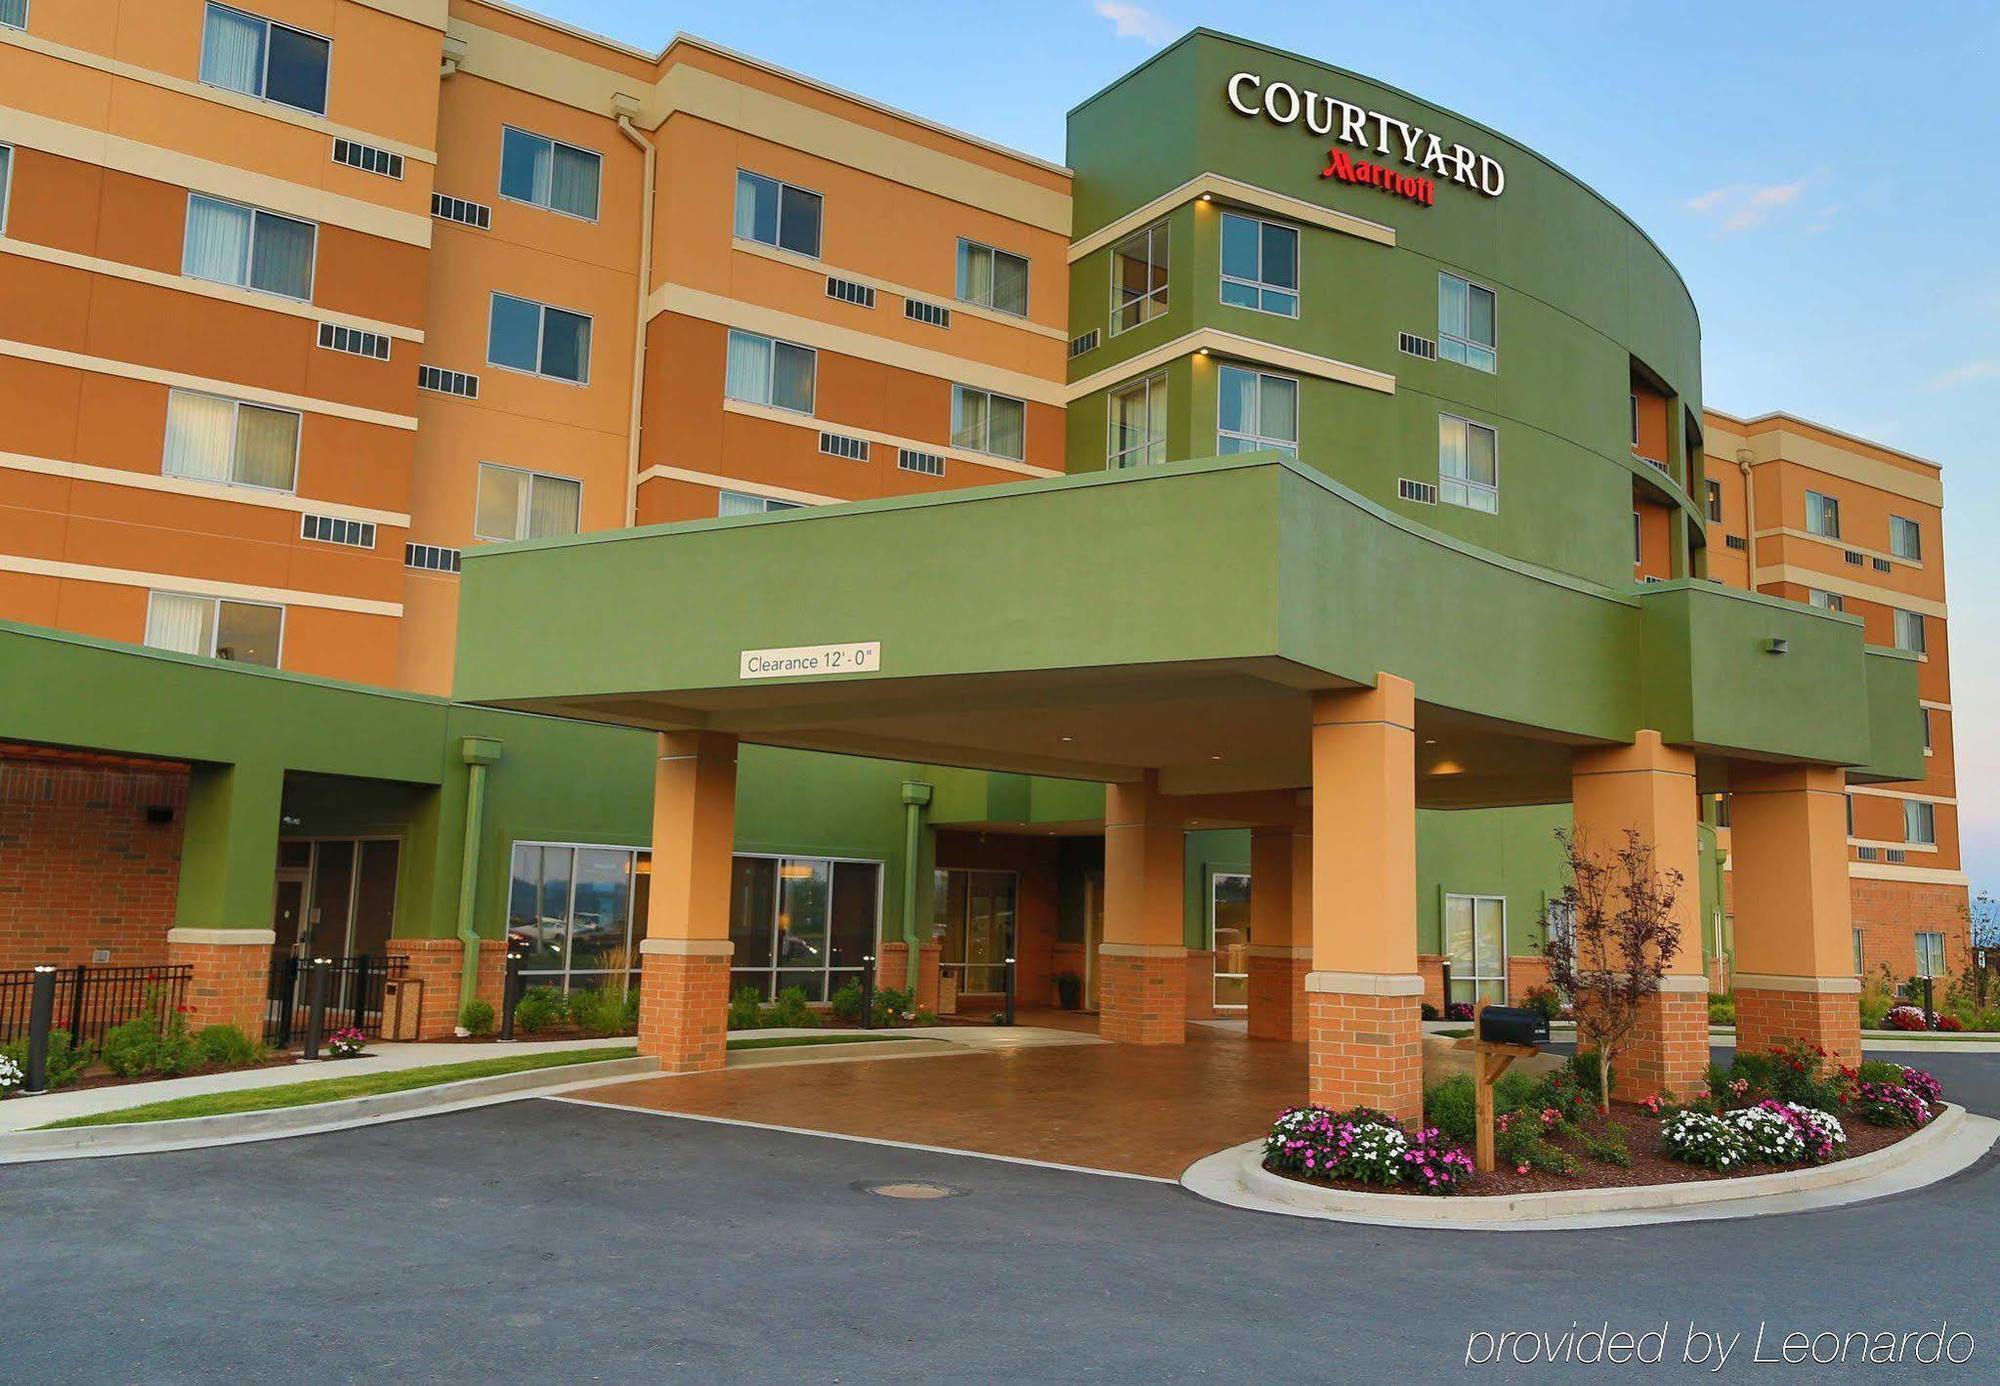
[0,1055,659,1164]
[1180,1103,1998,1231]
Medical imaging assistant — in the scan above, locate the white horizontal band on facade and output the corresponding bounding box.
[0,451,411,528]
[634,465,838,508]
[1706,420,1944,508]
[356,0,450,31]
[0,238,425,344]
[1920,700,1951,713]
[0,554,403,618]
[1303,971,1425,996]
[1753,526,1925,572]
[0,26,440,166]
[1848,838,1938,855]
[1733,973,1863,995]
[652,283,1068,407]
[1066,327,1397,404]
[0,107,433,248]
[1848,862,1966,886]
[1762,564,1947,619]
[0,339,419,431]
[1849,786,1954,806]
[1068,170,1397,263]
[166,927,280,946]
[733,239,1068,342]
[720,398,1062,479]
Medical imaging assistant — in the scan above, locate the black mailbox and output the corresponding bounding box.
[1477,1005,1547,1047]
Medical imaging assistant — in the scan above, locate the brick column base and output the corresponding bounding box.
[1306,983,1423,1126]
[875,942,907,993]
[1611,985,1710,1102]
[387,938,505,1039]
[1098,948,1186,1044]
[1417,954,1446,1011]
[636,946,731,1073]
[1246,951,1310,1041]
[1735,982,1862,1070]
[1184,949,1217,1020]
[167,928,274,1033]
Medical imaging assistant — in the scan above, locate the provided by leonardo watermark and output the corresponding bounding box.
[1464,1321,1975,1369]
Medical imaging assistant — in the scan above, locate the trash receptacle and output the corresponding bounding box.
[381,978,423,1040]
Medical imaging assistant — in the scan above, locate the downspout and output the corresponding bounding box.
[1736,447,1759,590]
[615,98,655,529]
[455,737,503,1019]
[899,782,934,992]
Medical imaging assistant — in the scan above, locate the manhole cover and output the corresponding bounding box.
[855,1180,965,1200]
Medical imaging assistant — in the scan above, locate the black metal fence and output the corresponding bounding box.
[263,954,408,1047]
[0,963,193,1049]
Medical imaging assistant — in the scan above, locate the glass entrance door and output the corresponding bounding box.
[1210,872,1251,1008]
[1443,894,1507,1005]
[936,869,1017,996]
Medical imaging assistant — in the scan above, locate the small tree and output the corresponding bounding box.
[1542,827,1684,1113]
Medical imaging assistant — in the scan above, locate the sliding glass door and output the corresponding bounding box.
[936,869,1017,995]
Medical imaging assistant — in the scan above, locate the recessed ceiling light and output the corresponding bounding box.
[1423,738,1438,745]
[1059,735,1074,743]
[1210,754,1223,761]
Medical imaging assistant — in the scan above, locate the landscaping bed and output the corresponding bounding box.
[1262,1045,1946,1199]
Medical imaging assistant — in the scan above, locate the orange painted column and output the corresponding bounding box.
[1246,819,1311,1042]
[1307,675,1423,1124]
[1728,763,1861,1067]
[1098,771,1187,1044]
[1569,730,1709,1100]
[637,730,738,1073]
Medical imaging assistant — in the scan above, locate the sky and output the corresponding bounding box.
[524,0,1997,894]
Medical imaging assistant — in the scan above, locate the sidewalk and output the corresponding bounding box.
[0,1035,635,1133]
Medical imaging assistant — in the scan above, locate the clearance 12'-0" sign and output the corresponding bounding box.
[739,641,882,680]
[1224,71,1506,208]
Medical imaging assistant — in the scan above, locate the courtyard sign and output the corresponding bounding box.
[739,641,882,680]
[1225,71,1506,199]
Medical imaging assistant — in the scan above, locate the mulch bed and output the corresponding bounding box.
[1269,1099,1935,1198]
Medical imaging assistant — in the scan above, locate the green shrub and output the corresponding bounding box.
[1761,1039,1846,1110]
[566,985,637,1037]
[1855,1058,1905,1086]
[1707,994,1736,1026]
[101,1007,199,1079]
[727,987,765,1030]
[459,999,495,1036]
[514,986,567,1035]
[1423,1075,1476,1144]
[829,978,864,1021]
[1521,985,1563,1022]
[767,986,818,1029]
[1858,964,1898,1029]
[1574,1120,1632,1167]
[622,987,640,1031]
[0,1029,92,1090]
[1419,1002,1440,1022]
[1496,1116,1575,1175]
[194,1024,266,1069]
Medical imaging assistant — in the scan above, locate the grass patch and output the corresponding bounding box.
[726,1033,917,1051]
[1436,1027,1473,1039]
[36,1046,636,1129]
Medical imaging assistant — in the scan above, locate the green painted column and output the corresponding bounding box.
[899,780,932,991]
[174,760,286,929]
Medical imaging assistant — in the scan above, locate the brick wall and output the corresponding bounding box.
[387,937,505,1039]
[1417,954,1445,1011]
[636,950,730,1073]
[0,752,187,969]
[1850,878,1972,980]
[1506,953,1551,1005]
[1306,990,1422,1125]
[1099,952,1186,1043]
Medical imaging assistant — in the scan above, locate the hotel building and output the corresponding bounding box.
[0,3,1967,1109]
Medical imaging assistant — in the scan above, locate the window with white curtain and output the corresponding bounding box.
[145,591,283,666]
[199,3,330,116]
[1894,608,1926,654]
[718,491,802,517]
[0,0,24,32]
[1915,931,1946,979]
[956,240,1029,317]
[487,293,591,384]
[498,127,601,221]
[1107,371,1167,469]
[1216,365,1296,456]
[1890,515,1922,561]
[0,143,12,235]
[951,385,1025,461]
[1903,798,1936,847]
[474,463,580,541]
[163,390,300,490]
[1438,414,1499,513]
[1808,588,1844,613]
[1805,489,1841,539]
[723,329,815,413]
[733,171,821,257]
[1438,271,1498,372]
[183,194,316,300]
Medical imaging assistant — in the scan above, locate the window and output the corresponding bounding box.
[163,390,299,491]
[1398,331,1437,360]
[1220,212,1299,317]
[935,868,1016,996]
[904,297,952,328]
[1210,872,1252,1008]
[1110,220,1168,334]
[1890,515,1922,561]
[199,4,330,116]
[1715,794,1731,829]
[1631,511,1642,563]
[405,542,461,573]
[0,0,22,30]
[1107,372,1167,469]
[332,138,402,180]
[1398,478,1437,505]
[317,322,390,360]
[1808,589,1844,613]
[499,127,601,221]
[417,365,479,398]
[300,513,374,548]
[431,193,492,230]
[951,385,1025,461]
[723,329,814,413]
[1216,365,1297,457]
[1846,794,1855,837]
[1922,707,1933,753]
[818,431,869,461]
[487,293,591,384]
[474,463,580,541]
[1852,929,1864,977]
[957,239,1028,317]
[733,170,820,257]
[1904,799,1936,847]
[183,194,316,300]
[1805,489,1841,539]
[508,843,647,995]
[1068,329,1100,358]
[1444,894,1507,1005]
[730,855,881,1001]
[1629,394,1639,448]
[1894,608,1926,654]
[1438,414,1499,513]
[145,591,282,666]
[1915,932,1946,980]
[825,275,874,308]
[898,448,946,477]
[0,143,11,234]
[718,490,801,517]
[1706,479,1723,522]
[1438,271,1496,372]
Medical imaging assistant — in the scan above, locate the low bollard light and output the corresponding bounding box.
[302,957,332,1060]
[859,954,876,1030]
[1003,956,1017,1027]
[498,951,525,1042]
[24,965,57,1095]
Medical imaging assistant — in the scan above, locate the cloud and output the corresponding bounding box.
[1094,1,1173,45]
[1683,179,1810,233]
[1923,360,2000,392]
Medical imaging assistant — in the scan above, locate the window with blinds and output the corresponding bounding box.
[162,390,301,492]
[474,463,580,542]
[500,127,602,221]
[183,193,317,300]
